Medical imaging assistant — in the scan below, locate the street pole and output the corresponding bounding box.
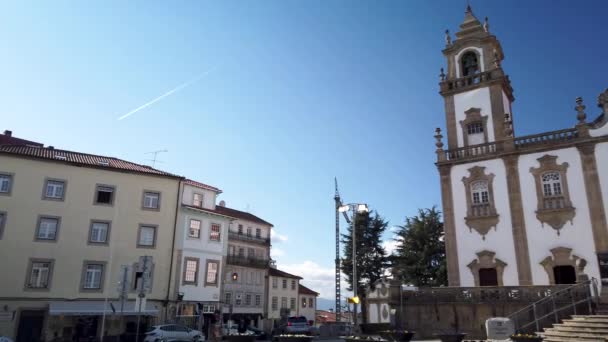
[352,208,358,329]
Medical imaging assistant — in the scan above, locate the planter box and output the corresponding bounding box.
[433,333,466,342]
[511,337,542,342]
[378,332,415,342]
[226,335,256,342]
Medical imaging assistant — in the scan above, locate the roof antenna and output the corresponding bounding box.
[145,149,168,168]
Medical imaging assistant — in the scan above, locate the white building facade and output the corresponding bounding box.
[297,284,318,324]
[436,7,608,288]
[173,179,232,327]
[266,268,302,326]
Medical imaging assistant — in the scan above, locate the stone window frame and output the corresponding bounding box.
[34,215,61,242]
[93,184,116,207]
[459,107,489,147]
[188,218,202,239]
[539,247,586,284]
[0,211,6,240]
[209,222,222,242]
[88,219,112,245]
[204,259,220,287]
[271,296,278,311]
[462,166,499,238]
[42,178,67,201]
[24,258,55,291]
[467,250,507,287]
[182,257,200,286]
[455,47,484,78]
[192,192,204,208]
[137,224,157,248]
[255,294,261,307]
[79,260,107,293]
[0,172,14,196]
[141,190,161,211]
[530,155,576,234]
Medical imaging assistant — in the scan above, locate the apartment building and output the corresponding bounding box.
[266,268,302,329]
[220,206,272,329]
[172,179,232,334]
[0,143,182,341]
[297,284,318,324]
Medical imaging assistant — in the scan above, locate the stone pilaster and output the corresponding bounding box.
[577,143,608,253]
[438,164,460,286]
[502,155,533,285]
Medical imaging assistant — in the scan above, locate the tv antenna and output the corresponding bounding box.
[145,149,168,168]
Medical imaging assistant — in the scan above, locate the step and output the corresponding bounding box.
[541,337,607,342]
[573,315,608,319]
[541,330,608,341]
[563,320,608,328]
[552,324,608,334]
[571,317,608,324]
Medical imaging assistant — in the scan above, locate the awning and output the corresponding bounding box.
[49,300,159,316]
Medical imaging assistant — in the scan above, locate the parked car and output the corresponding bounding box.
[222,324,239,335]
[273,316,311,336]
[246,326,267,340]
[144,324,204,342]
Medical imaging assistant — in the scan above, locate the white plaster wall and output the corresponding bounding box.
[182,184,218,210]
[451,158,519,286]
[177,208,231,302]
[594,142,608,255]
[518,148,599,284]
[454,46,485,78]
[454,87,495,147]
[298,294,316,322]
[267,276,299,319]
[590,121,608,137]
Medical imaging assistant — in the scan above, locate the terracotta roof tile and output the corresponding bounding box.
[0,145,182,178]
[184,179,222,193]
[214,206,273,226]
[269,268,302,279]
[299,284,319,296]
[0,131,43,147]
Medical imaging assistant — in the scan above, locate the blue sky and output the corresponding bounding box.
[2,1,607,299]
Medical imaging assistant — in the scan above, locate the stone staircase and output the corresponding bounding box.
[540,315,608,341]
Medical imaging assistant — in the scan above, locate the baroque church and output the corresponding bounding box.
[435,6,608,288]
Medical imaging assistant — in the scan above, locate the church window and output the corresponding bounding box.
[467,122,484,135]
[542,172,562,197]
[462,166,498,238]
[471,181,489,205]
[461,51,479,77]
[530,155,575,233]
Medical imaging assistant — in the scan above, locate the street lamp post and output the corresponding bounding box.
[338,203,369,330]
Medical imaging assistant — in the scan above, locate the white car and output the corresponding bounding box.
[144,324,204,342]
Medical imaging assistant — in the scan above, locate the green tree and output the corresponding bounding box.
[392,207,447,287]
[341,210,389,324]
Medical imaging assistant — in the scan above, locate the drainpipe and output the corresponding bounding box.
[165,179,184,321]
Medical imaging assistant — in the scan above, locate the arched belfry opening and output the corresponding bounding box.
[461,51,479,77]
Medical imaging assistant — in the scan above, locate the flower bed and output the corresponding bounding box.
[378,331,415,342]
[510,333,543,342]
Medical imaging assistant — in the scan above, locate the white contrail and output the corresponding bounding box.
[117,67,216,120]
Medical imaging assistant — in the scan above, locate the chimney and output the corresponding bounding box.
[48,146,54,150]
[3,130,12,137]
[219,200,226,207]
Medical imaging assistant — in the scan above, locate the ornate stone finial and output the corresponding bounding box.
[483,17,489,32]
[598,88,608,114]
[575,97,587,124]
[503,113,513,137]
[445,29,452,46]
[434,127,444,150]
[440,68,446,81]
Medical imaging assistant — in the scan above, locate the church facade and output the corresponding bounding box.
[435,6,608,288]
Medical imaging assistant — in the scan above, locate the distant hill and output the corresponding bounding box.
[317,297,341,311]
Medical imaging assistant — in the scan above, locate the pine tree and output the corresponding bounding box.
[392,207,447,287]
[340,210,388,324]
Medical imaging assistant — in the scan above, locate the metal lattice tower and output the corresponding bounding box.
[334,178,342,322]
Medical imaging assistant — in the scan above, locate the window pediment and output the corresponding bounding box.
[459,108,489,147]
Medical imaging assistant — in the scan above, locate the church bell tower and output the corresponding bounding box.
[440,5,515,150]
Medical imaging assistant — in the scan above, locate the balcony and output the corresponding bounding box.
[227,255,270,269]
[229,231,271,245]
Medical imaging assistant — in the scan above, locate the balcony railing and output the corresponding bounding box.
[514,128,579,149]
[444,142,498,161]
[439,69,509,94]
[228,231,270,245]
[440,128,582,163]
[471,203,493,217]
[227,255,270,269]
